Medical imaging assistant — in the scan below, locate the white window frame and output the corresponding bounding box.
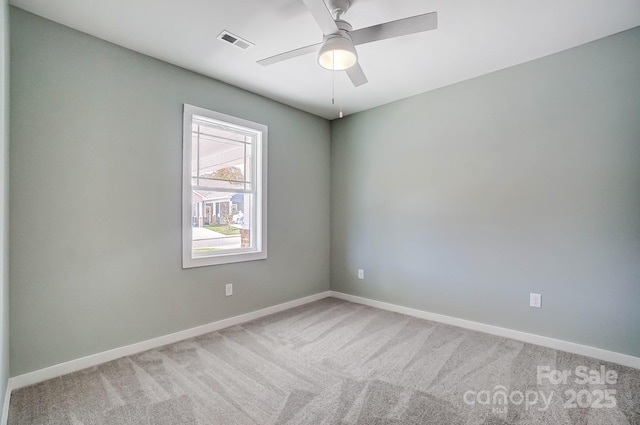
[182,104,267,268]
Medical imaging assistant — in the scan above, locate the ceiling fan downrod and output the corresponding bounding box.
[326,0,351,20]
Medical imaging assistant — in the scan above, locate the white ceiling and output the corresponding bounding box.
[10,0,640,120]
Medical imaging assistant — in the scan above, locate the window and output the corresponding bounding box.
[182,104,267,268]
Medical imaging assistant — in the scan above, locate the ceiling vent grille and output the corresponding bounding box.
[217,30,254,50]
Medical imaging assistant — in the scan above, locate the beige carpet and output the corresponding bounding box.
[8,298,640,424]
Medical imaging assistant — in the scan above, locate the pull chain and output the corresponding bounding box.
[332,59,335,106]
[330,51,343,118]
[338,71,344,118]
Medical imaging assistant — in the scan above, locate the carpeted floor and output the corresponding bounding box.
[8,297,640,424]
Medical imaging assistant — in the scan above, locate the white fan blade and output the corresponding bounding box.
[301,0,339,35]
[346,63,368,87]
[350,12,438,46]
[258,43,322,66]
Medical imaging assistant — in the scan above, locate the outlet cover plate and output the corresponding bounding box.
[530,293,541,308]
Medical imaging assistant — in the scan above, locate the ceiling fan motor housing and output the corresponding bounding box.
[318,30,357,70]
[333,20,353,33]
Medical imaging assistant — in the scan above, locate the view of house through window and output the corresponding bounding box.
[183,105,266,267]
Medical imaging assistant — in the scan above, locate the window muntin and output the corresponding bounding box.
[182,105,267,268]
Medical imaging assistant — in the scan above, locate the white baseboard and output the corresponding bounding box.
[1,382,10,425]
[8,291,332,393]
[4,289,638,424]
[329,291,640,370]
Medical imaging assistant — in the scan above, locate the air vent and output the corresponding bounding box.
[217,30,254,50]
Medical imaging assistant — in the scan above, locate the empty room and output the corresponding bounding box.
[0,0,639,424]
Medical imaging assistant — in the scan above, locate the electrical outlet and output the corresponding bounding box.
[226,283,233,297]
[358,269,364,280]
[530,293,541,308]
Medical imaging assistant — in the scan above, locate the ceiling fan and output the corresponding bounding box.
[257,0,438,87]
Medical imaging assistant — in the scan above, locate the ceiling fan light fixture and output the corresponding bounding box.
[317,34,357,71]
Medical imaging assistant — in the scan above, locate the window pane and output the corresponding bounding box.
[192,122,253,191]
[245,142,253,186]
[191,191,254,256]
[191,134,198,179]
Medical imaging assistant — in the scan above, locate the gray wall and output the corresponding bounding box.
[331,27,640,357]
[0,0,9,411]
[8,5,640,378]
[10,8,330,376]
